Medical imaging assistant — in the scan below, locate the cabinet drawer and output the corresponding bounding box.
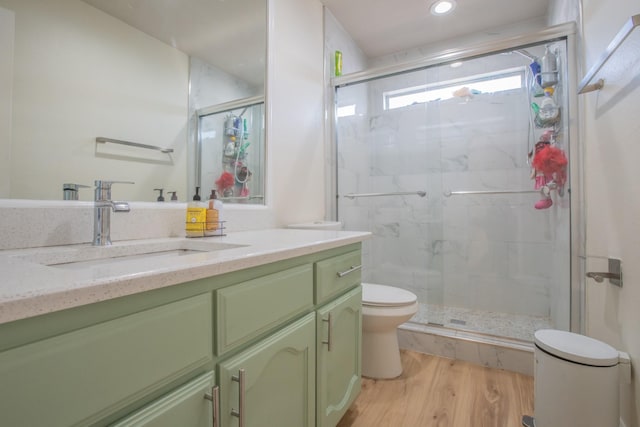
[112,372,215,427]
[216,264,313,355]
[315,250,362,304]
[0,294,213,427]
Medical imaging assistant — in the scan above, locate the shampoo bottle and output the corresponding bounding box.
[540,45,558,88]
[538,87,560,126]
[186,187,207,237]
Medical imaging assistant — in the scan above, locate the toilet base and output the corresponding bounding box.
[362,329,403,379]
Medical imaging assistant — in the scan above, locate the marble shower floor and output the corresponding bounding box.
[410,303,554,342]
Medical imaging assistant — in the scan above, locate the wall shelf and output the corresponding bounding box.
[578,14,640,94]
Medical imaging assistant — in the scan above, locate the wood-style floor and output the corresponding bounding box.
[337,349,533,427]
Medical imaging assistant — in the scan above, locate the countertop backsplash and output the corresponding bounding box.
[0,200,276,250]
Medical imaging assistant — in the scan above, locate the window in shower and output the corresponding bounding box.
[384,68,524,110]
[334,40,571,342]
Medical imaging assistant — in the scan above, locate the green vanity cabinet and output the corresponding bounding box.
[111,372,216,427]
[0,242,364,427]
[218,312,317,427]
[0,294,213,427]
[316,287,362,427]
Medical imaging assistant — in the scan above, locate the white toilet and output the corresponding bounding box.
[286,221,342,230]
[361,283,418,379]
[527,329,631,427]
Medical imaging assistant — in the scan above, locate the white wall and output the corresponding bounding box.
[324,9,370,76]
[267,0,325,226]
[581,1,640,424]
[0,6,13,198]
[370,17,547,68]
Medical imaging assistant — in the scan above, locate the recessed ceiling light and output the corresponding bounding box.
[430,0,456,15]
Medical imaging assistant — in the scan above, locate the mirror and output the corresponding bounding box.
[0,0,266,203]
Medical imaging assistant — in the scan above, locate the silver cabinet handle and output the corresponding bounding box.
[231,369,245,427]
[337,264,362,278]
[322,313,333,352]
[204,385,220,427]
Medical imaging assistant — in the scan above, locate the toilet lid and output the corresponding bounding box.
[534,329,619,367]
[361,283,417,307]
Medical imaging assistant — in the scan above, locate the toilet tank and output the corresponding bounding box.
[287,221,342,230]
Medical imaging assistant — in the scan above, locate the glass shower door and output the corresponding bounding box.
[335,69,445,321]
[335,39,571,342]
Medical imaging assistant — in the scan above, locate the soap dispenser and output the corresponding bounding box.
[186,187,207,237]
[205,190,224,236]
[154,188,165,202]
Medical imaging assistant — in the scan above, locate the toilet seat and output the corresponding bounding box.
[361,283,417,307]
[534,329,619,367]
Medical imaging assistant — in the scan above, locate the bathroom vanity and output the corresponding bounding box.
[0,229,369,427]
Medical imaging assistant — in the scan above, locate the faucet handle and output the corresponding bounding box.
[94,180,135,200]
[63,183,90,200]
[64,183,91,190]
[95,180,135,189]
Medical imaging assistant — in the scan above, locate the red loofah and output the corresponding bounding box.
[532,145,568,186]
[215,172,235,192]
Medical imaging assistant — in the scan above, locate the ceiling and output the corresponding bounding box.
[320,0,550,58]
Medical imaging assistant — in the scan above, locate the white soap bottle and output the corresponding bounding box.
[538,87,560,126]
[205,190,224,236]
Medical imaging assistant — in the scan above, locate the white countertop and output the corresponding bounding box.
[0,228,370,325]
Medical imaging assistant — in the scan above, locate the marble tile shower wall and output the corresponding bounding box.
[338,69,568,319]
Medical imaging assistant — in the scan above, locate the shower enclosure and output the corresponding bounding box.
[333,28,580,343]
[195,97,265,204]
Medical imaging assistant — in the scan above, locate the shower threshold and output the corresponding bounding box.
[411,303,554,342]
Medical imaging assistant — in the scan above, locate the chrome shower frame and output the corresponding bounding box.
[326,22,585,334]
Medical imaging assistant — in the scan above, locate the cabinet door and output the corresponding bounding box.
[0,294,212,427]
[317,287,362,427]
[219,312,316,427]
[112,372,215,427]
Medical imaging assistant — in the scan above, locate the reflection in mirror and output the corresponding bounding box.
[195,97,265,205]
[0,0,266,203]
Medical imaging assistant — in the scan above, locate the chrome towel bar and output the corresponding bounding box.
[444,189,540,197]
[96,137,174,154]
[343,190,426,199]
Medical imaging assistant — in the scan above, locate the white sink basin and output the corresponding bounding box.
[11,239,246,270]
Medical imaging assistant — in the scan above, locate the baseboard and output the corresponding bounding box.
[398,321,535,376]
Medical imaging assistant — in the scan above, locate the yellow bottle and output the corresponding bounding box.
[186,187,207,238]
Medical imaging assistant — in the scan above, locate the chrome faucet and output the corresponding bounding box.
[93,180,134,246]
[63,183,90,200]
